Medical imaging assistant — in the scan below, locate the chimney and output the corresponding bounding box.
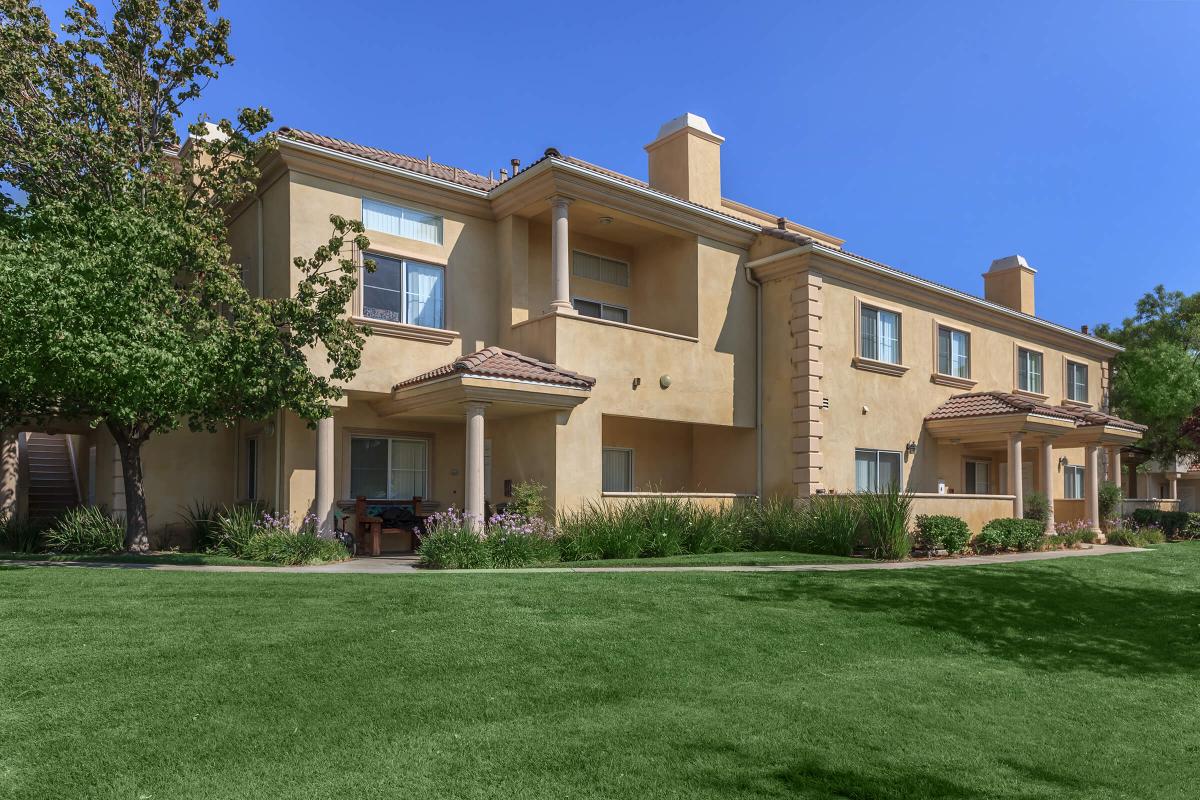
[983,254,1036,315]
[644,113,724,208]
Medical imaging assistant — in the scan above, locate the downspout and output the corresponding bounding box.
[744,239,812,503]
[256,195,265,298]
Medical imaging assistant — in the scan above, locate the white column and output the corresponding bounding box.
[464,402,488,526]
[549,196,575,313]
[1007,432,1024,519]
[1041,439,1055,535]
[1169,476,1179,500]
[1085,444,1103,539]
[1108,446,1122,491]
[315,415,335,534]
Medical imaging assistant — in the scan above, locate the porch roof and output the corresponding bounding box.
[924,391,1146,444]
[392,347,596,392]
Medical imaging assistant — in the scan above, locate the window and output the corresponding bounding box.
[349,436,429,500]
[938,326,971,378]
[1066,361,1088,402]
[573,251,630,287]
[362,253,445,328]
[362,198,442,245]
[1064,465,1085,499]
[965,460,990,494]
[246,438,258,501]
[602,447,634,492]
[860,305,901,364]
[855,449,903,493]
[573,297,629,324]
[1018,348,1043,394]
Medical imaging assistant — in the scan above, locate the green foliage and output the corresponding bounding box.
[205,504,345,564]
[180,500,220,552]
[748,496,810,551]
[914,514,972,555]
[1107,526,1165,547]
[210,504,262,557]
[799,496,862,557]
[1053,520,1098,548]
[858,487,913,560]
[1023,492,1050,524]
[1129,509,1191,539]
[1095,286,1200,462]
[240,531,347,566]
[978,518,1044,553]
[1098,482,1122,524]
[483,513,557,569]
[43,506,123,554]
[1185,513,1200,540]
[0,1,371,550]
[0,513,44,553]
[417,510,491,569]
[509,481,546,520]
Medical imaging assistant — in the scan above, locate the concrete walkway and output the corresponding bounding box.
[0,544,1148,574]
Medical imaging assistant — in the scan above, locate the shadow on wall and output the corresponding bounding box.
[903,429,940,494]
[725,556,1200,677]
[713,249,757,426]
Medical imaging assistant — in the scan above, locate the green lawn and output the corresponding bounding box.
[1,544,1196,799]
[543,550,864,568]
[0,551,275,567]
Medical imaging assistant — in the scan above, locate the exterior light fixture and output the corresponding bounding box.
[659,375,672,389]
[598,215,614,225]
[1058,456,1070,470]
[905,441,918,455]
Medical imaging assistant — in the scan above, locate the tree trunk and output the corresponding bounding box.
[108,422,151,552]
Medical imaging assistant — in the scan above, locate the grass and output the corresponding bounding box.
[0,551,276,567]
[536,550,864,568]
[1,543,1196,799]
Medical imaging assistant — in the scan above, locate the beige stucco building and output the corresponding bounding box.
[4,113,1191,547]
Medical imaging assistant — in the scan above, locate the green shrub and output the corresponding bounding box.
[1053,519,1098,548]
[859,487,912,560]
[43,506,123,554]
[556,500,651,561]
[0,513,45,553]
[1159,511,1190,540]
[684,501,753,554]
[509,480,546,520]
[800,496,862,556]
[1105,526,1164,547]
[418,508,490,568]
[914,514,971,555]
[242,531,348,565]
[1023,492,1050,524]
[180,500,220,551]
[1098,482,1122,524]
[1185,513,1200,540]
[748,496,809,551]
[978,518,1044,553]
[209,503,263,556]
[1131,508,1161,528]
[484,512,557,568]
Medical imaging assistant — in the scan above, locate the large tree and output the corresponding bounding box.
[0,0,370,549]
[1096,286,1200,463]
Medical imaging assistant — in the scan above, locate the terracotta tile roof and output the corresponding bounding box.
[393,347,595,391]
[278,128,499,192]
[926,391,1147,432]
[925,391,1077,423]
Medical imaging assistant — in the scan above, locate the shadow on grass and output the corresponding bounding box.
[728,557,1200,676]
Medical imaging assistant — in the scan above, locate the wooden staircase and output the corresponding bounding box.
[24,433,81,521]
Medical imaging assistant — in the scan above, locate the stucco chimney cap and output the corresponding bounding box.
[646,113,725,148]
[987,254,1036,274]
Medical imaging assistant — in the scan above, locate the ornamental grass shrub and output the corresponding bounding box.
[206,505,347,564]
[799,496,862,556]
[43,506,123,554]
[914,514,971,555]
[1106,525,1165,547]
[484,512,557,568]
[859,487,913,560]
[0,513,45,553]
[418,508,556,569]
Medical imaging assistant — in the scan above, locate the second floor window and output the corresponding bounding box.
[1064,465,1085,499]
[1067,361,1088,402]
[362,198,443,245]
[860,305,901,364]
[1018,348,1043,394]
[363,253,445,329]
[938,326,971,378]
[573,251,630,287]
[573,297,628,324]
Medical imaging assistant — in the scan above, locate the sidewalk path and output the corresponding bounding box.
[0,545,1148,574]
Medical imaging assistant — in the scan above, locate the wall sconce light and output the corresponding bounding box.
[659,374,672,389]
[632,377,641,390]
[1058,456,1070,470]
[905,441,918,456]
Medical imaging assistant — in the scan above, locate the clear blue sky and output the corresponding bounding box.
[40,0,1200,329]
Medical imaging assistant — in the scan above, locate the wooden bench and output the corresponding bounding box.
[342,496,436,556]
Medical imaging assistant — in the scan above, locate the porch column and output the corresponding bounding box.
[315,415,335,533]
[1168,475,1179,500]
[1085,444,1103,539]
[549,196,576,313]
[1041,439,1055,535]
[1007,432,1024,519]
[0,431,17,519]
[1108,446,1122,490]
[464,401,488,526]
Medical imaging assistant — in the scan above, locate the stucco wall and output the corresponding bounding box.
[910,494,1015,534]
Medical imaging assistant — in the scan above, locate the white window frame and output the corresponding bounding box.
[572,249,630,288]
[937,325,971,379]
[1064,465,1085,500]
[361,252,446,329]
[602,447,635,492]
[361,197,443,245]
[1017,347,1044,395]
[855,448,903,493]
[573,296,629,324]
[349,435,430,500]
[1066,360,1089,403]
[859,304,902,365]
